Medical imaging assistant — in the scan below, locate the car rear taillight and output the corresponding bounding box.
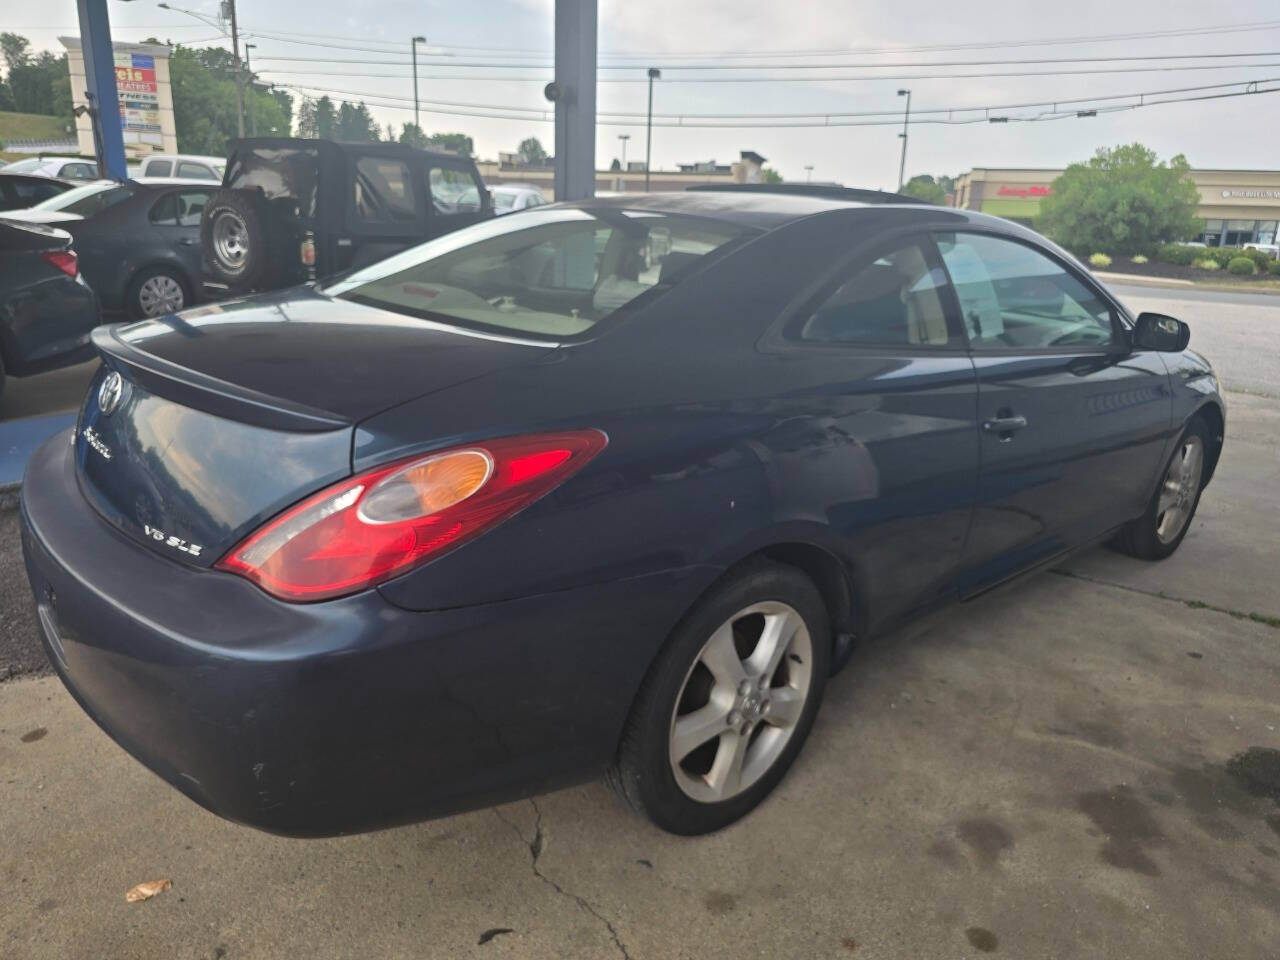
[300,237,316,266]
[41,250,78,278]
[215,429,607,602]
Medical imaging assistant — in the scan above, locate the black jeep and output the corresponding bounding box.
[200,138,492,295]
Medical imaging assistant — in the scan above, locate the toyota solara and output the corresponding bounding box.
[20,189,1224,836]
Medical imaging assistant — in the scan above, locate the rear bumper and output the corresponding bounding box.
[21,433,713,836]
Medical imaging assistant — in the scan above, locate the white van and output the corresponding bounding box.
[136,154,225,182]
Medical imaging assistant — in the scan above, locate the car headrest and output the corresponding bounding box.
[658,251,702,285]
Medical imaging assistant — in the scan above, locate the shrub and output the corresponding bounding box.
[1243,248,1274,270]
[1158,244,1198,266]
[1193,258,1220,270]
[1269,260,1280,275]
[1131,254,1149,264]
[1088,252,1112,268]
[1228,256,1258,275]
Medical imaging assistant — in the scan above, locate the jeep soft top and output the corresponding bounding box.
[201,137,492,295]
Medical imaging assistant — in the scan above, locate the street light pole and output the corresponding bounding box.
[225,0,244,137]
[244,42,256,135]
[618,133,629,168]
[411,36,426,131]
[804,165,814,182]
[897,88,911,192]
[645,67,660,192]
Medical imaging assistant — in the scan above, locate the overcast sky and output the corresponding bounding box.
[9,0,1280,186]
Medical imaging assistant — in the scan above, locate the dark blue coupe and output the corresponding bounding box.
[20,189,1224,836]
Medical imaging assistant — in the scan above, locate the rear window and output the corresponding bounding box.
[33,182,134,216]
[145,159,173,177]
[225,146,319,218]
[177,161,218,179]
[326,207,753,339]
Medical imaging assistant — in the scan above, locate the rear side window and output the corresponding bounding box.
[148,190,209,226]
[428,166,484,214]
[936,233,1117,350]
[794,240,955,347]
[145,159,173,177]
[353,157,416,223]
[177,161,217,180]
[61,162,96,179]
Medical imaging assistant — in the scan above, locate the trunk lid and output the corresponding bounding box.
[77,287,553,566]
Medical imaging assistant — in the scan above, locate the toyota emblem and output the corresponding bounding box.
[98,371,126,416]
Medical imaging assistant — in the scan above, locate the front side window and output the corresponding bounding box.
[326,207,753,339]
[428,166,484,214]
[145,159,173,177]
[794,240,954,347]
[353,157,416,223]
[936,233,1117,350]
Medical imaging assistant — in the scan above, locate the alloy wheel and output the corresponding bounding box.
[138,274,185,317]
[1155,434,1204,544]
[668,601,814,803]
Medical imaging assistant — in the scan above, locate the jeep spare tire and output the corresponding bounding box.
[201,190,270,290]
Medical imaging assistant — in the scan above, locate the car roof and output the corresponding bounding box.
[130,177,221,186]
[141,154,223,163]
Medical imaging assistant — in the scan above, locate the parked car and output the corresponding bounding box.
[0,173,74,211]
[0,219,99,398]
[0,156,99,180]
[136,153,225,182]
[200,137,492,296]
[3,179,215,318]
[1243,242,1279,259]
[491,183,548,214]
[20,190,1223,837]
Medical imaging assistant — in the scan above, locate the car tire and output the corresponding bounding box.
[1113,416,1211,561]
[127,266,190,320]
[608,560,830,835]
[201,189,271,290]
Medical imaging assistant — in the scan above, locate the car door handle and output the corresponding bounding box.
[983,415,1028,438]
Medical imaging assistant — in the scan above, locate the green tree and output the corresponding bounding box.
[335,100,378,141]
[0,33,30,72]
[169,44,289,153]
[1038,144,1202,256]
[517,136,546,164]
[762,167,782,183]
[609,157,621,172]
[901,174,948,204]
[398,122,428,149]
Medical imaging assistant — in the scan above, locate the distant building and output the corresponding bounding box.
[953,166,1280,246]
[478,150,768,199]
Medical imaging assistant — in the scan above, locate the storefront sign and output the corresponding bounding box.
[114,52,162,147]
[1220,189,1280,200]
[997,185,1052,198]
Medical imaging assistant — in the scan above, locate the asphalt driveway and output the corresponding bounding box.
[1,284,1277,959]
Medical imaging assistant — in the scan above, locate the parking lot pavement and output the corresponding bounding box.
[0,359,98,422]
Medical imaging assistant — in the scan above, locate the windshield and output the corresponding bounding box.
[30,182,134,215]
[2,158,45,174]
[325,207,755,339]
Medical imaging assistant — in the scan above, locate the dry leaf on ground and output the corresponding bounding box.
[125,879,172,902]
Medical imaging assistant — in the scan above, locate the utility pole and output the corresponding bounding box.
[244,43,256,135]
[224,0,245,137]
[897,88,911,192]
[645,67,660,191]
[411,36,426,131]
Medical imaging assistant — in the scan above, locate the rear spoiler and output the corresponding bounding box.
[91,325,349,433]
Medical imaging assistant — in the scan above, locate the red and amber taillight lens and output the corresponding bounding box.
[215,429,607,602]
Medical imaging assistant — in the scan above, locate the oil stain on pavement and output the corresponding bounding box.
[20,727,46,743]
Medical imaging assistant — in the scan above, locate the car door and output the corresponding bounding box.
[148,188,212,280]
[765,233,980,628]
[342,153,423,272]
[935,230,1172,591]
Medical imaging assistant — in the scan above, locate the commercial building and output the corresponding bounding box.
[951,167,1280,247]
[477,150,768,199]
[60,38,178,158]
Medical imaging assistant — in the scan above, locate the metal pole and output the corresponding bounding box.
[618,133,628,168]
[411,36,425,131]
[75,0,127,180]
[805,165,813,182]
[645,67,659,191]
[897,88,911,191]
[228,0,244,137]
[550,0,596,202]
[244,43,256,135]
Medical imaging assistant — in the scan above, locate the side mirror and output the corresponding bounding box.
[1133,312,1190,352]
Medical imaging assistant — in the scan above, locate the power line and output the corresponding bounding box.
[275,77,1280,128]
[257,61,1280,84]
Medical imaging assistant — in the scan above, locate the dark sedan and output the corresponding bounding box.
[20,191,1224,837]
[5,180,214,319]
[0,219,99,398]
